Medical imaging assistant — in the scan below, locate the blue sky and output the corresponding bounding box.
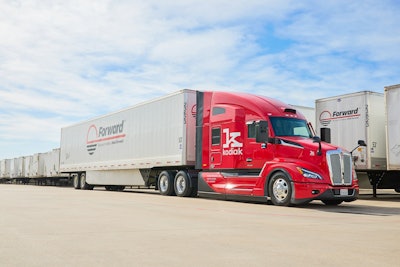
[0,0,399,159]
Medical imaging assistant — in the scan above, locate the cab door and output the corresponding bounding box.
[209,126,222,169]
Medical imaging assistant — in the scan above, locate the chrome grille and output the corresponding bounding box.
[326,150,352,185]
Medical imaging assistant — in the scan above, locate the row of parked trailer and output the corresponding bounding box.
[0,148,69,185]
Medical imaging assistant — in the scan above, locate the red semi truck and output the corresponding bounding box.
[60,90,358,206]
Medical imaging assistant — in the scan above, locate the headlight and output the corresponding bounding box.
[297,167,322,180]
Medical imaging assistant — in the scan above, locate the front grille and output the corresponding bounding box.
[326,150,352,185]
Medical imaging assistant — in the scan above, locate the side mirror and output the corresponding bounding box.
[312,136,322,156]
[358,140,367,147]
[312,136,321,143]
[256,121,268,144]
[320,128,331,143]
[351,140,367,155]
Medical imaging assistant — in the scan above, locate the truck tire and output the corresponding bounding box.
[394,188,400,193]
[79,173,93,190]
[158,171,176,196]
[73,174,80,189]
[174,171,193,197]
[269,172,292,206]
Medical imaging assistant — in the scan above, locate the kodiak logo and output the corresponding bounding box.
[319,108,360,126]
[86,120,126,155]
[222,128,243,156]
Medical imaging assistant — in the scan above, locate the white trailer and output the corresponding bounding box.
[385,84,400,171]
[43,148,68,179]
[316,90,400,195]
[290,105,316,127]
[0,159,11,180]
[0,160,5,179]
[60,89,197,190]
[24,156,33,177]
[10,157,25,179]
[29,153,46,179]
[9,158,16,179]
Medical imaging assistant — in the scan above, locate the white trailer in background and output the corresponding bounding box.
[24,156,33,178]
[9,157,29,183]
[28,153,45,180]
[0,159,12,181]
[385,84,400,171]
[290,105,316,127]
[42,148,69,184]
[316,89,400,196]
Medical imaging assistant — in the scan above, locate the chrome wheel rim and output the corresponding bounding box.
[175,175,186,194]
[159,175,168,193]
[273,178,289,201]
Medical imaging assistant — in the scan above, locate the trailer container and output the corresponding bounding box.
[316,89,400,195]
[385,84,400,171]
[290,105,316,127]
[29,153,46,179]
[0,159,11,181]
[316,91,386,170]
[24,156,33,178]
[12,157,25,178]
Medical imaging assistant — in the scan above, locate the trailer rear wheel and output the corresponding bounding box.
[269,172,292,206]
[73,174,80,189]
[158,171,176,196]
[174,171,192,197]
[80,173,93,190]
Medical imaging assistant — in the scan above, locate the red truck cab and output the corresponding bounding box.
[196,91,359,206]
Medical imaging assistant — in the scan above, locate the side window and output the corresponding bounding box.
[247,123,256,138]
[211,128,221,145]
[212,107,226,116]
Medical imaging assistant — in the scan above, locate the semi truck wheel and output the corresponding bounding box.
[73,174,80,189]
[269,172,292,206]
[174,171,192,197]
[158,171,176,196]
[79,173,93,190]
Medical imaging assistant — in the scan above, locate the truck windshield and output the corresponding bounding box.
[270,117,312,138]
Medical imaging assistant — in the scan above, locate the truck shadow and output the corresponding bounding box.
[301,201,400,216]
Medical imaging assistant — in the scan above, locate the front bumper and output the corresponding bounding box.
[291,182,359,205]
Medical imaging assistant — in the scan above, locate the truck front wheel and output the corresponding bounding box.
[269,172,292,206]
[158,171,176,196]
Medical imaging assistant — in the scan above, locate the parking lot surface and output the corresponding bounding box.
[0,185,399,267]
